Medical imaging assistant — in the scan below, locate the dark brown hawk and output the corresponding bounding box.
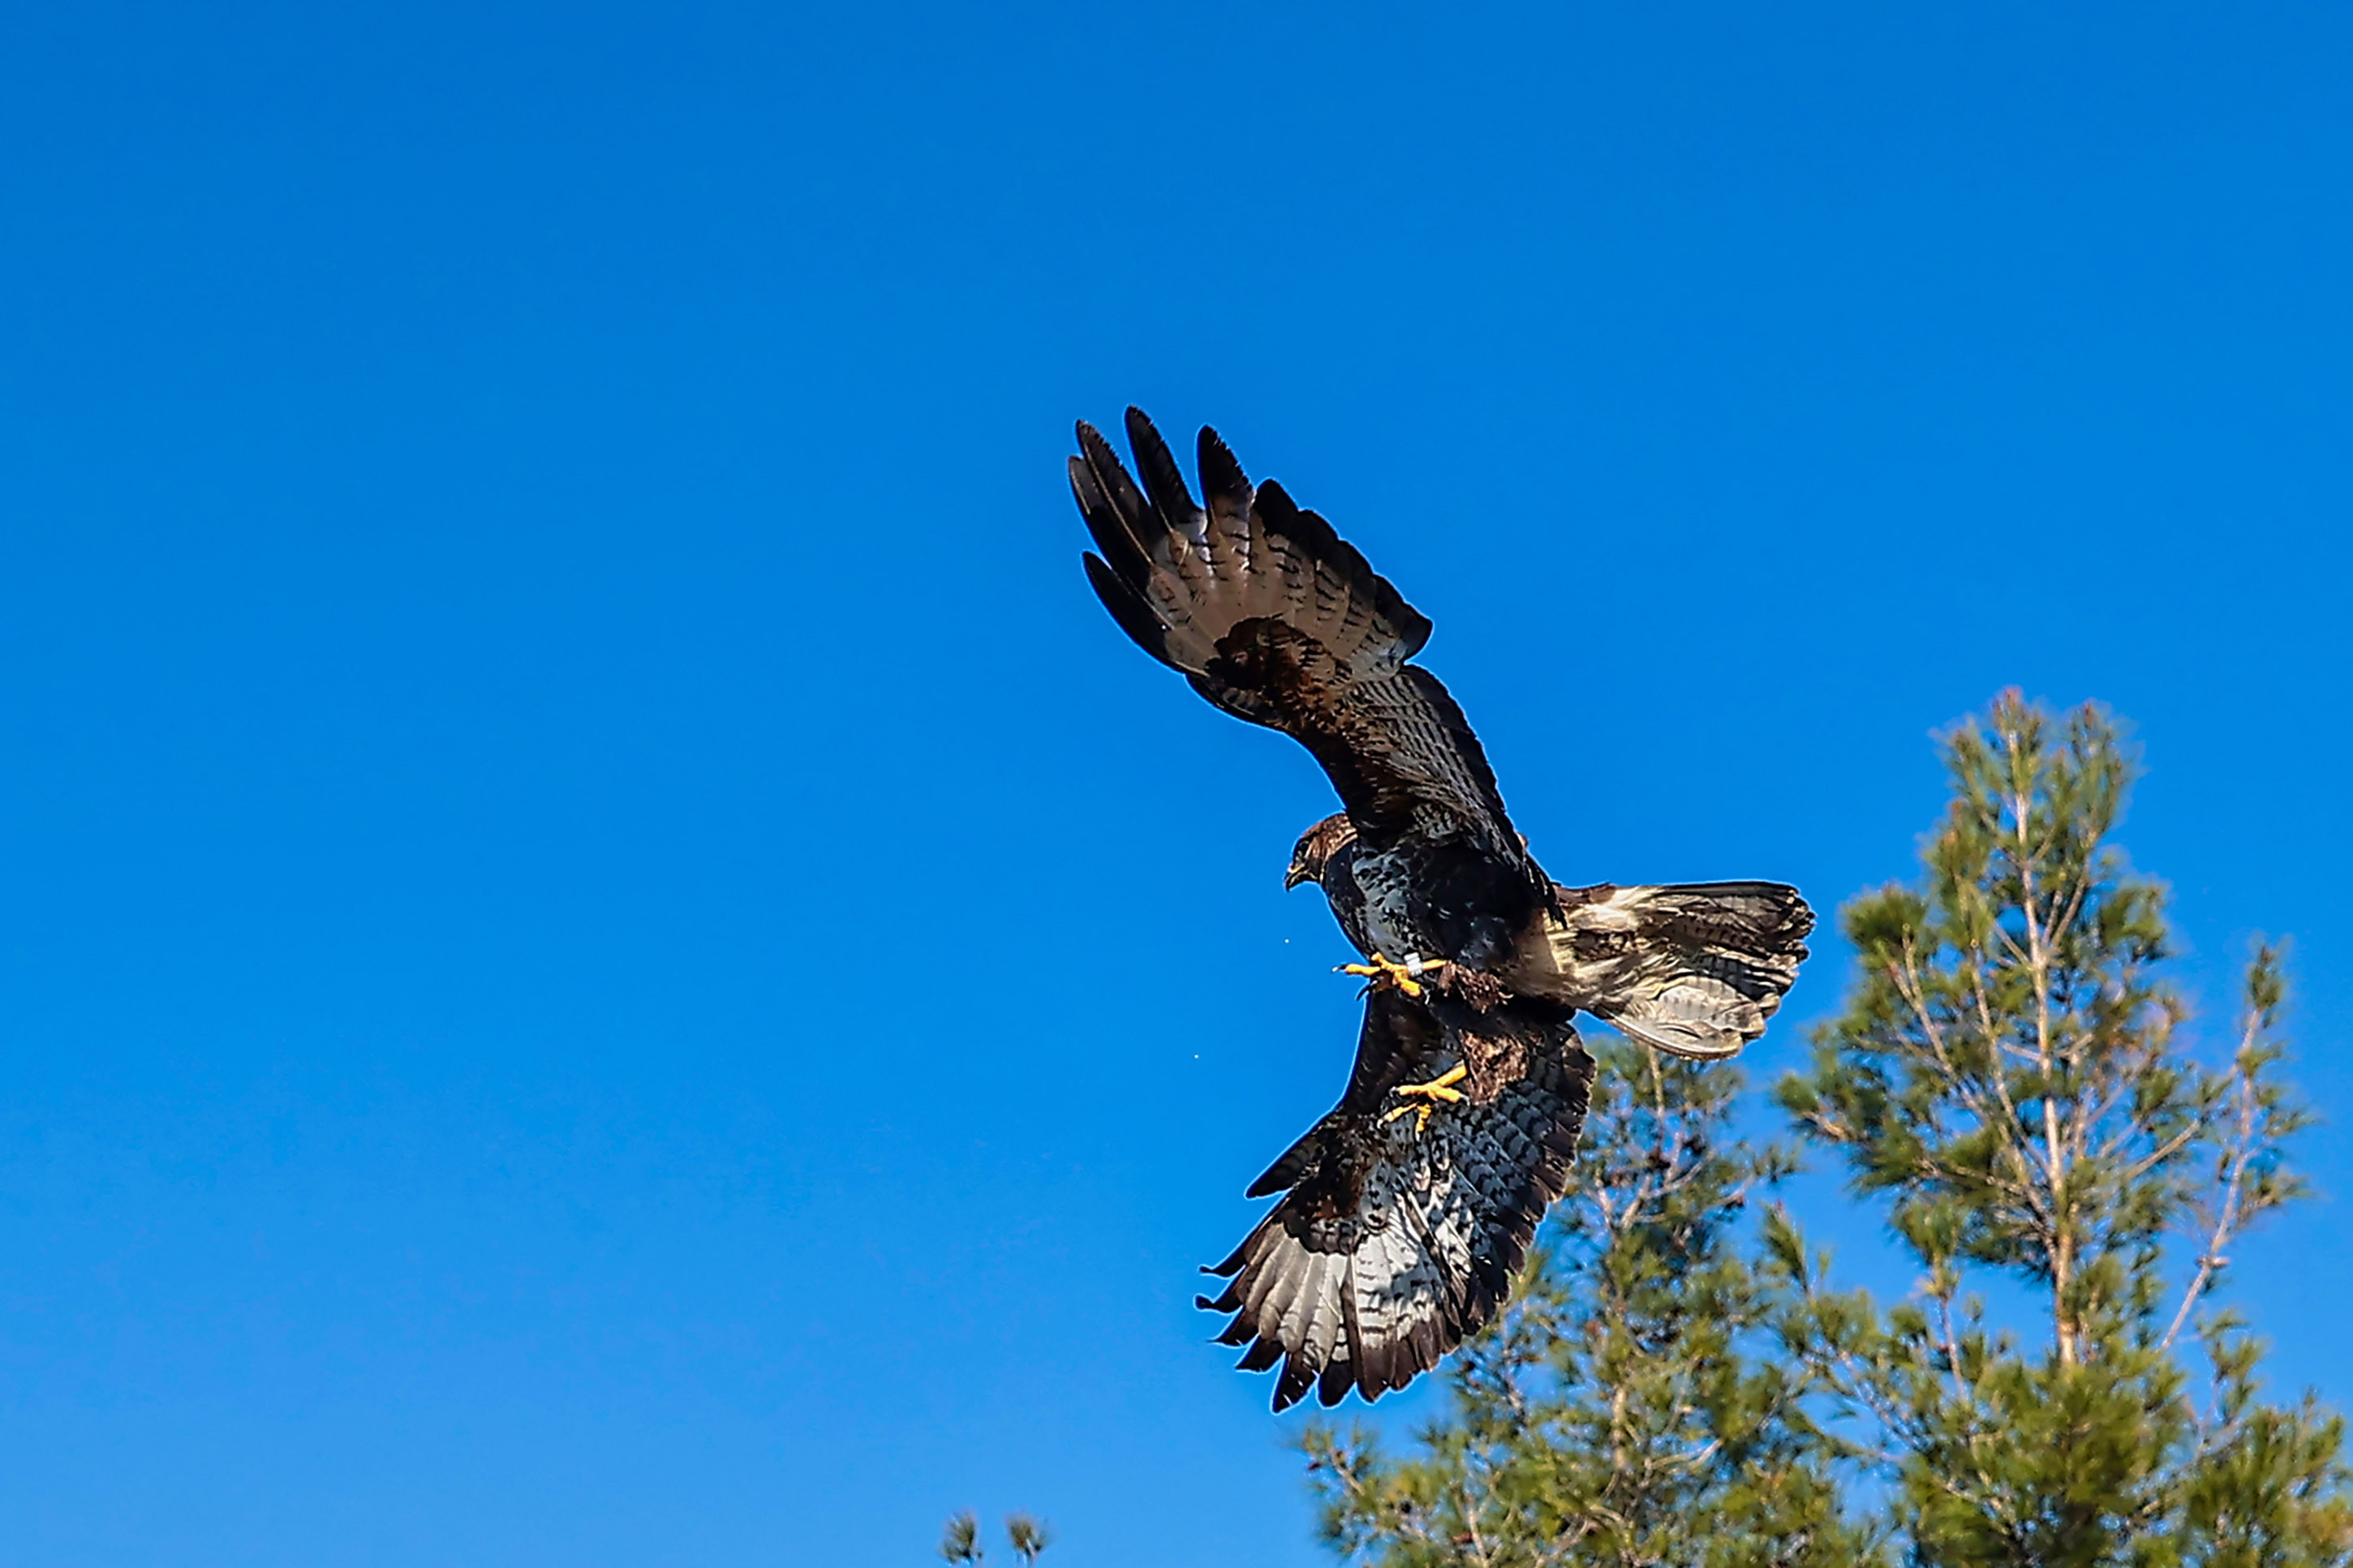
[1073,407,1813,1410]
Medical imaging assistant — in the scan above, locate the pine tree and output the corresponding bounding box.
[1303,692,2347,1566]
[1303,1037,1872,1567]
[1770,691,2350,1565]
[937,1510,1052,1565]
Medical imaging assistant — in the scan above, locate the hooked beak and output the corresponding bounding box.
[1284,863,1313,891]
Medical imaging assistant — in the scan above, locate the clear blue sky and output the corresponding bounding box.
[4,2,2349,1562]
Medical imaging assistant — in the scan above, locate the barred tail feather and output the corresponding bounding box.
[1540,880,1814,1059]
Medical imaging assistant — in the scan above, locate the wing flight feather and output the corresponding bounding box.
[1199,990,1593,1411]
[1075,408,1527,867]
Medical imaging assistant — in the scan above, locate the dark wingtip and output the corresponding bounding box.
[1204,1236,1251,1277]
[1069,451,1151,586]
[1074,419,1121,474]
[1082,551,1179,671]
[1125,406,1197,526]
[1197,424,1251,507]
[1272,1356,1312,1412]
[1237,1337,1284,1373]
[1252,475,1301,529]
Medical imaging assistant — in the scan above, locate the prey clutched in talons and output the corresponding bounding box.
[1381,1063,1469,1132]
[1338,951,1447,999]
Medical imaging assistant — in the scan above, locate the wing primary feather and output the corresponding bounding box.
[1202,1243,1248,1278]
[1082,552,1178,668]
[1317,1355,1354,1407]
[1123,406,1202,539]
[1251,475,1304,533]
[1074,409,1527,861]
[1196,1281,1242,1313]
[1073,421,1158,568]
[1197,424,1251,510]
[1197,1005,1596,1411]
[1068,453,1152,585]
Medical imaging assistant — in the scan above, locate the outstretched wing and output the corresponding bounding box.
[1197,990,1594,1411]
[1074,408,1532,872]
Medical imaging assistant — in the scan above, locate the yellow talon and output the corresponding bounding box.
[1336,951,1448,999]
[1380,1063,1469,1132]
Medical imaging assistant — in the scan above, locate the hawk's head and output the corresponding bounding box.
[1284,813,1357,891]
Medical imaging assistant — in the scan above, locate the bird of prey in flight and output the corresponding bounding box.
[1073,409,1813,1410]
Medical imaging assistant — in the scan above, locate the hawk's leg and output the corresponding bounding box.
[1381,1063,1469,1133]
[1337,951,1448,999]
[1428,961,1508,1012]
